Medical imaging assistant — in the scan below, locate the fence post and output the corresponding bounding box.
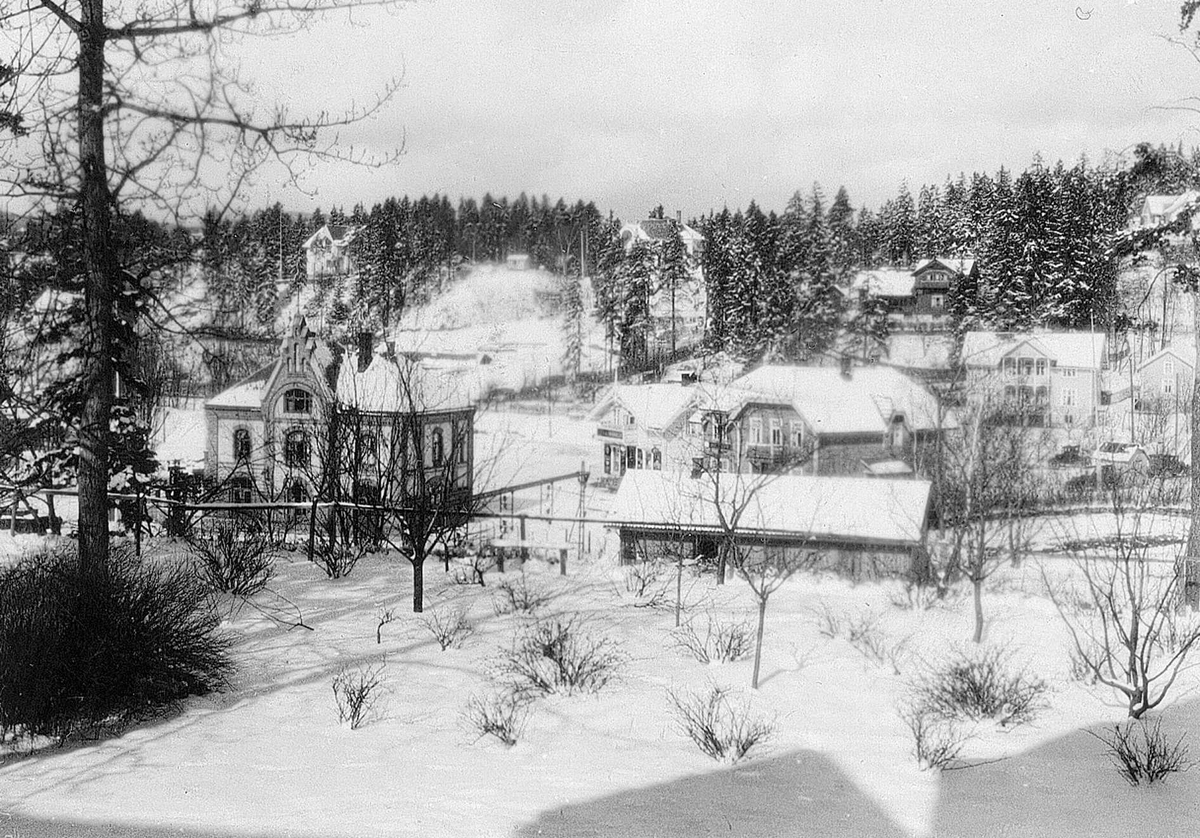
[9,491,17,535]
[519,515,527,563]
[559,547,567,576]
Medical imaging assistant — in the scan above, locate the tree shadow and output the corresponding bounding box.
[514,748,910,838]
[931,698,1200,837]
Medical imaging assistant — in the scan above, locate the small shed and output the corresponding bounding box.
[1092,442,1150,486]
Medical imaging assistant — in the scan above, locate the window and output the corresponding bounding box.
[651,448,662,470]
[1165,359,1176,376]
[358,432,378,465]
[749,417,763,445]
[1019,358,1033,376]
[287,480,309,504]
[930,294,945,310]
[233,428,251,461]
[1018,385,1033,405]
[1035,386,1049,404]
[230,475,253,505]
[890,416,906,449]
[636,448,645,469]
[1003,357,1016,376]
[431,427,445,466]
[1004,385,1016,402]
[1060,388,1076,407]
[1035,359,1047,376]
[1060,368,1076,378]
[284,430,309,468]
[1163,378,1174,395]
[454,420,468,464]
[790,421,804,448]
[626,446,637,470]
[284,388,312,414]
[770,418,782,446]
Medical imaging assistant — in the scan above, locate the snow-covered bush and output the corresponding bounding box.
[187,519,275,596]
[492,575,552,616]
[332,663,385,730]
[672,616,752,664]
[1090,719,1193,785]
[421,607,474,651]
[900,703,968,771]
[500,616,624,696]
[912,647,1046,727]
[0,542,231,743]
[463,689,531,747]
[667,684,774,763]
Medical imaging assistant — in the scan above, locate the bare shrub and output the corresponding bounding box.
[672,616,753,664]
[188,519,275,596]
[332,663,385,729]
[852,630,911,676]
[813,602,844,639]
[463,689,531,747]
[500,616,624,696]
[421,607,474,651]
[667,683,775,763]
[621,560,669,607]
[313,533,366,580]
[1090,719,1193,786]
[492,575,552,615]
[376,608,397,644]
[889,580,954,612]
[452,553,493,587]
[912,647,1047,727]
[900,703,968,771]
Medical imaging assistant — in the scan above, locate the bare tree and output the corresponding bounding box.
[0,0,404,573]
[936,380,1050,643]
[1047,474,1200,718]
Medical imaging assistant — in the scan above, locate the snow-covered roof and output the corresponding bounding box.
[302,224,357,250]
[885,334,954,370]
[1138,344,1196,372]
[912,257,976,276]
[621,219,705,246]
[337,350,473,413]
[205,363,275,410]
[726,365,944,434]
[608,470,930,547]
[962,331,1107,371]
[1138,192,1200,228]
[849,269,914,298]
[589,383,699,432]
[1092,442,1146,465]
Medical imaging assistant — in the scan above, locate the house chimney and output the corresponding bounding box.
[840,354,852,379]
[357,331,373,373]
[676,210,682,224]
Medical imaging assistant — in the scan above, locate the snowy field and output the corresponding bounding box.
[2,515,1200,837]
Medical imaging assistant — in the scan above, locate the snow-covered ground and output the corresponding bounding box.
[2,514,1200,837]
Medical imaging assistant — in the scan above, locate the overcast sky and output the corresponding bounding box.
[243,0,1200,221]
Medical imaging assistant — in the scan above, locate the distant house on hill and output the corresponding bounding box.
[1136,344,1194,412]
[849,257,978,333]
[961,330,1108,428]
[1134,192,1200,233]
[205,318,474,507]
[618,214,707,359]
[303,224,358,279]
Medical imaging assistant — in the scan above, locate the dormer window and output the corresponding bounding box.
[284,388,312,414]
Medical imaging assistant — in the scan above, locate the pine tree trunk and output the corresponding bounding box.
[751,596,767,690]
[77,3,116,575]
[972,576,984,644]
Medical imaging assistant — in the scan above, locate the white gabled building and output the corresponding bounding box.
[961,331,1108,427]
[589,382,703,478]
[303,224,358,279]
